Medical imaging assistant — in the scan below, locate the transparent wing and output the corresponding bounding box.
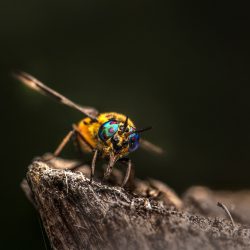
[140,139,164,155]
[13,71,99,119]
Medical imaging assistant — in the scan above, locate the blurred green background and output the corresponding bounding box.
[1,0,250,249]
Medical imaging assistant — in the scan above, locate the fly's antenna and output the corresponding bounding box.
[127,126,152,135]
[122,116,129,133]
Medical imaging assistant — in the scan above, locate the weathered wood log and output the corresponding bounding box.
[21,156,250,250]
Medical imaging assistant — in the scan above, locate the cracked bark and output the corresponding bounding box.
[21,156,250,250]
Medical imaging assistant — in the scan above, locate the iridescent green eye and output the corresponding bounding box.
[98,120,119,141]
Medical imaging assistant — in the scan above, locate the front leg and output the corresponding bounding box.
[90,149,98,183]
[43,129,75,161]
[53,130,75,157]
[120,158,133,187]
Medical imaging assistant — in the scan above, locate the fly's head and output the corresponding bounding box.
[98,119,140,160]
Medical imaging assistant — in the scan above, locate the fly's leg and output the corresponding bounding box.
[90,149,98,183]
[72,124,93,151]
[72,124,97,180]
[53,130,75,157]
[121,159,132,187]
[43,130,75,161]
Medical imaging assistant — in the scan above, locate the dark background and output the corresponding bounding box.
[1,0,250,249]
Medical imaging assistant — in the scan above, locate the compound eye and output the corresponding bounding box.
[98,120,119,141]
[128,133,140,152]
